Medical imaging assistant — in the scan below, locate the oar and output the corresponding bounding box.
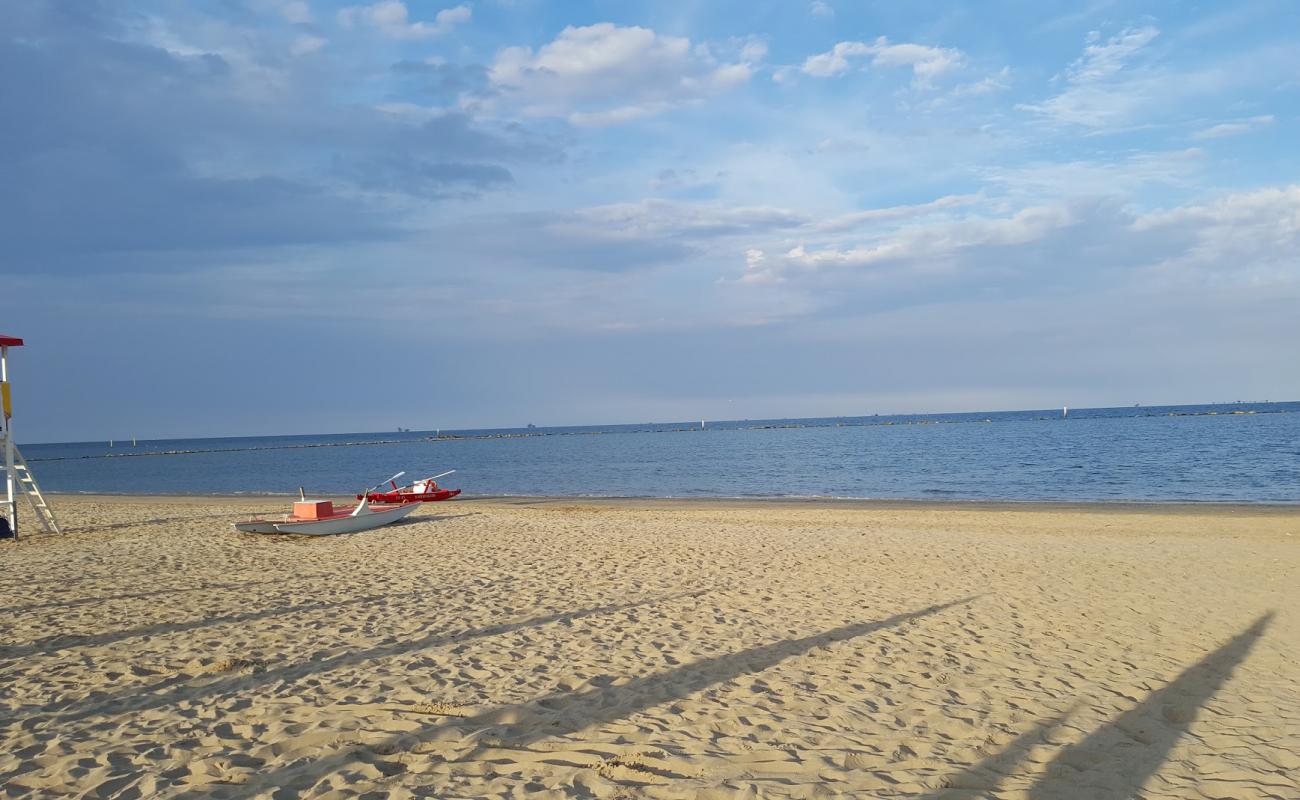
[366,471,406,496]
[426,469,456,481]
[353,471,407,517]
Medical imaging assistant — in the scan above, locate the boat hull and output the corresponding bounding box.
[271,502,418,535]
[362,488,462,503]
[233,520,282,534]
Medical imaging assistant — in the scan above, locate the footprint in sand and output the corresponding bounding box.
[198,657,268,675]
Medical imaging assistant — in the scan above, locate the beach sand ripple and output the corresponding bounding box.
[1,496,1297,798]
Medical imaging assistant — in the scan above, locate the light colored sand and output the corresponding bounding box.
[1,495,1298,799]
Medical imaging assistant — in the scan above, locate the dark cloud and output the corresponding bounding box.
[0,9,383,270]
[410,112,561,163]
[391,60,493,101]
[326,110,561,198]
[2,163,396,259]
[338,155,513,199]
[0,3,557,273]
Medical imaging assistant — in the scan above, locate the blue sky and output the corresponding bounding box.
[4,0,1299,441]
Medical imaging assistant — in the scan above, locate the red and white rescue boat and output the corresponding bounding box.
[358,470,461,504]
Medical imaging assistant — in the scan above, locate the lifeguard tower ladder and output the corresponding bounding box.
[2,334,60,538]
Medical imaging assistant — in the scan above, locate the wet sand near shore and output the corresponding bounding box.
[2,496,1297,798]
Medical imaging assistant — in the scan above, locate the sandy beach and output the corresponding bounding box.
[2,495,1297,799]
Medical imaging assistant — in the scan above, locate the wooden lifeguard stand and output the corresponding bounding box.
[2,334,59,539]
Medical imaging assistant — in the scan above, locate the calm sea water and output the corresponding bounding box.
[21,403,1300,503]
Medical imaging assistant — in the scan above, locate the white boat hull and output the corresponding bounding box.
[271,502,418,535]
[233,520,282,534]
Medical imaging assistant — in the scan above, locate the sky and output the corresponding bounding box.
[3,0,1299,441]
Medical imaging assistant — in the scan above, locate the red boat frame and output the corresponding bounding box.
[357,473,461,504]
[362,487,461,503]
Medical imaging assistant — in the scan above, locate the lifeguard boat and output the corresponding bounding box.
[359,470,461,504]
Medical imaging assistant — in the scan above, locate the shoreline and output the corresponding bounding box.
[43,491,1300,516]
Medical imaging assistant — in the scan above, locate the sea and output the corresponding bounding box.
[20,402,1300,503]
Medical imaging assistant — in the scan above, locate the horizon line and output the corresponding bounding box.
[20,399,1297,448]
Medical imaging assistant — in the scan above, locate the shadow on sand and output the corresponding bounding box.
[386,511,479,527]
[182,595,980,799]
[1,588,446,660]
[19,590,711,728]
[69,511,244,534]
[922,611,1273,799]
[0,578,288,615]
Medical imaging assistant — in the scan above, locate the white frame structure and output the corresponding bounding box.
[2,339,17,537]
[2,336,60,539]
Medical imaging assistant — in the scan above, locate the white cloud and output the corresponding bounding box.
[739,38,769,64]
[810,1,834,19]
[512,194,998,292]
[801,37,963,88]
[1019,26,1161,127]
[280,1,314,24]
[1192,114,1274,140]
[983,149,1205,198]
[290,34,326,55]
[730,184,1300,296]
[489,24,758,125]
[801,41,871,77]
[946,66,1011,98]
[1132,184,1300,284]
[1021,28,1296,133]
[337,2,470,39]
[564,104,665,127]
[124,13,299,100]
[556,196,993,253]
[1068,26,1159,82]
[815,194,983,233]
[757,203,1080,282]
[648,167,725,193]
[575,199,807,238]
[808,137,871,155]
[247,0,314,23]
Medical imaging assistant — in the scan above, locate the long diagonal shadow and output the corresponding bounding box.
[469,595,981,749]
[187,595,981,800]
[0,571,344,614]
[0,580,275,615]
[74,511,247,533]
[16,590,710,728]
[1025,611,1273,799]
[921,612,1273,799]
[387,512,479,525]
[917,707,1078,799]
[1,589,437,661]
